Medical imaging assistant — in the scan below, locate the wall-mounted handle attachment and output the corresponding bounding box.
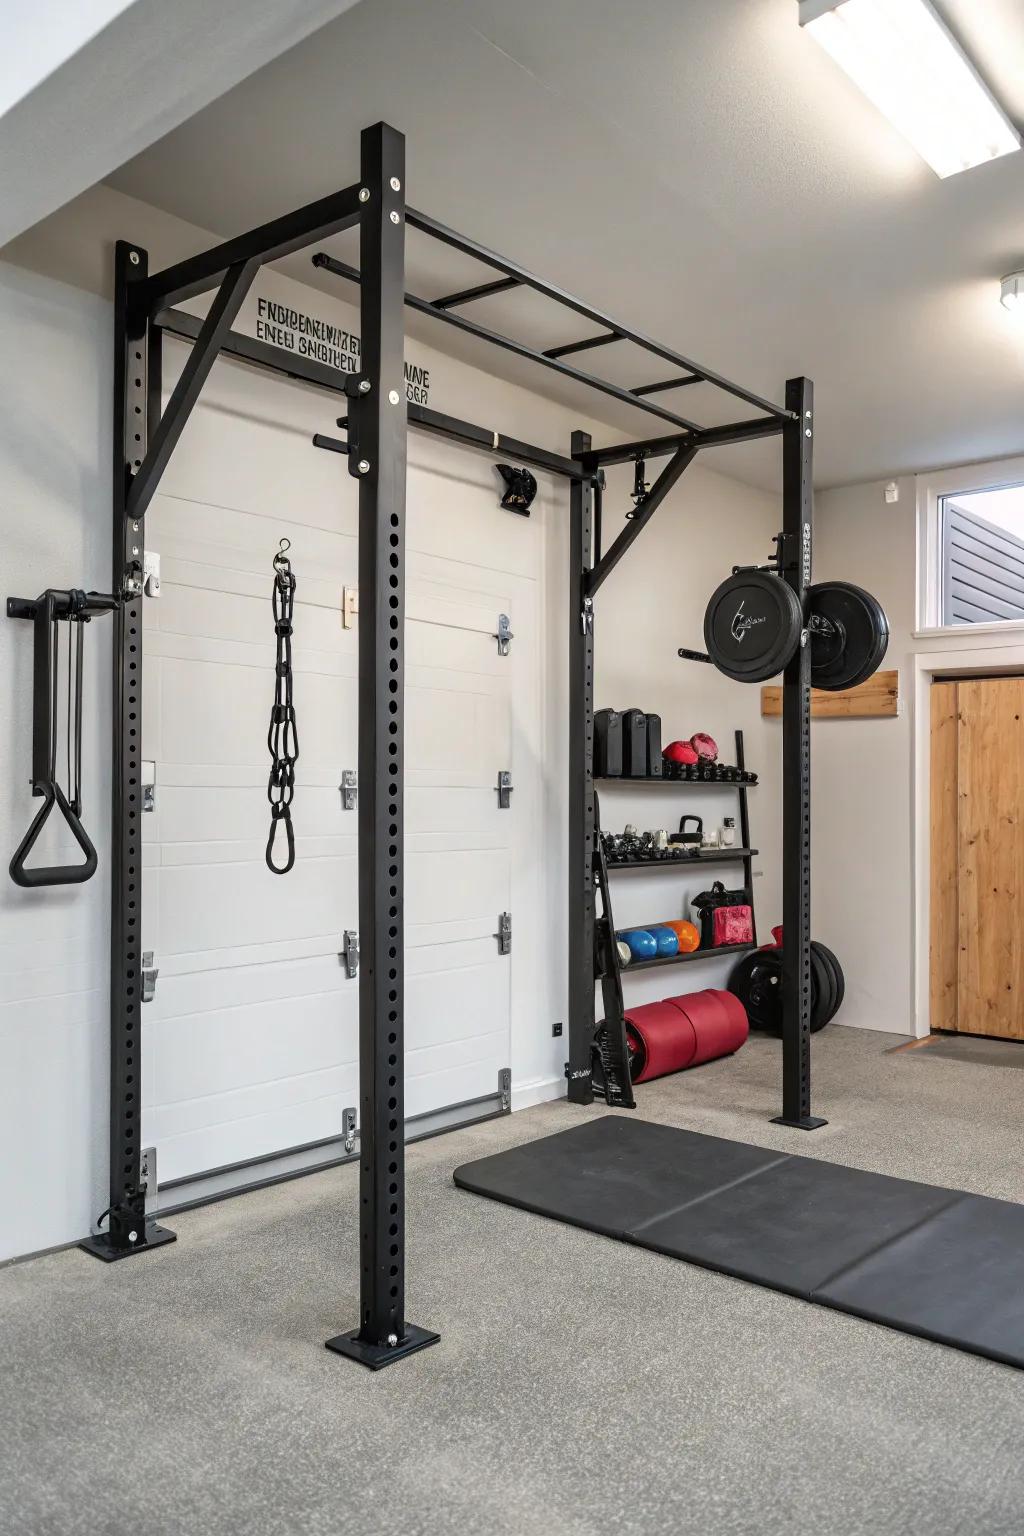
[9,781,98,887]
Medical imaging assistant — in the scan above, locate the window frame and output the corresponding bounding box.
[915,453,1024,637]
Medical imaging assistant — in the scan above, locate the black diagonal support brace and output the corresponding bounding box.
[584,443,699,598]
[126,258,259,523]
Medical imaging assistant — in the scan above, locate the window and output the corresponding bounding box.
[918,458,1024,632]
[940,483,1024,627]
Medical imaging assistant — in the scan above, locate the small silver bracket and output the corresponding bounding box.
[494,613,513,656]
[581,595,594,635]
[494,912,511,955]
[140,1146,157,1213]
[340,770,357,811]
[342,1106,357,1155]
[142,761,156,812]
[498,1068,512,1113]
[141,951,159,1002]
[342,930,360,978]
[496,770,512,809]
[143,550,161,598]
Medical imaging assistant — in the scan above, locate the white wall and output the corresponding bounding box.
[0,191,781,1260]
[813,472,1024,1037]
[0,0,365,245]
[0,262,114,1260]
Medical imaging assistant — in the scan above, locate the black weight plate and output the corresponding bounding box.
[807,581,889,692]
[809,943,835,1033]
[728,949,784,1033]
[704,571,803,684]
[813,941,845,1023]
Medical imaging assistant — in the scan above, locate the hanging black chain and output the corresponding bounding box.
[266,539,299,874]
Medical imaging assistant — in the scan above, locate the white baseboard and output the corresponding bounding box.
[511,1075,566,1112]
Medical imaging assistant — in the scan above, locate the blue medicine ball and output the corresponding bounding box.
[648,925,680,958]
[623,929,658,961]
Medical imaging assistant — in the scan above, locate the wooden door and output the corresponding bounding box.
[930,676,1024,1039]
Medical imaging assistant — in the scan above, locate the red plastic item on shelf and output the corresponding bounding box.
[663,739,699,766]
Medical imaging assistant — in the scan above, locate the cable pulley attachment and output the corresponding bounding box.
[7,587,117,887]
[266,539,299,875]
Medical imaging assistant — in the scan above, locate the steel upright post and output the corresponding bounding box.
[566,432,596,1103]
[81,242,177,1260]
[326,123,440,1367]
[773,377,826,1131]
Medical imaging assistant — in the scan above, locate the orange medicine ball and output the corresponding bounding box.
[664,919,700,953]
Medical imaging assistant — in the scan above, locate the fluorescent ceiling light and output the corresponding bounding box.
[1001,273,1024,313]
[799,0,1020,179]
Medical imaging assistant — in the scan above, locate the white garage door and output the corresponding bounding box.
[140,340,537,1201]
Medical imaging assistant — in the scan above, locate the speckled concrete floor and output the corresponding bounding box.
[3,1026,1024,1536]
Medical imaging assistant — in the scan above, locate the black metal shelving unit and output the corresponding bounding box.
[589,729,760,1103]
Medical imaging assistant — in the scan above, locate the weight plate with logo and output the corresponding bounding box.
[703,570,803,684]
[806,580,889,692]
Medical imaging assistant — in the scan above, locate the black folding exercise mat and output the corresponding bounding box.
[453,1117,1024,1371]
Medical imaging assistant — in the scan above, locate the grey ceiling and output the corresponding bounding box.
[103,0,1024,490]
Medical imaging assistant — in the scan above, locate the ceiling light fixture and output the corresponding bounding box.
[1000,272,1024,313]
[798,0,1021,179]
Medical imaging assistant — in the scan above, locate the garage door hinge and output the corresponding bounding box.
[341,930,359,978]
[142,761,156,812]
[140,1146,157,1213]
[340,769,357,810]
[343,1106,357,1155]
[496,770,512,808]
[494,613,513,656]
[141,952,159,1002]
[499,1068,511,1112]
[494,912,511,955]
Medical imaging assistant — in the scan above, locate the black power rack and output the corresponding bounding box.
[591,730,758,1104]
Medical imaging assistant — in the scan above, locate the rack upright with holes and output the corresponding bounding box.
[79,118,820,1371]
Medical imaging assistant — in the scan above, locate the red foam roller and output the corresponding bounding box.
[663,989,748,1066]
[624,1000,697,1083]
[708,988,750,1034]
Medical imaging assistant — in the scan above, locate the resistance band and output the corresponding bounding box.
[266,539,299,874]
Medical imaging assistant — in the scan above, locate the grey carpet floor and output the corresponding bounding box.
[4,1026,1024,1536]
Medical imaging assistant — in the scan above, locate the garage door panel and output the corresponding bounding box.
[152,985,358,1103]
[143,786,347,850]
[147,953,348,1023]
[157,400,356,537]
[156,657,358,770]
[154,855,355,958]
[149,493,356,585]
[406,446,538,578]
[406,683,509,778]
[405,786,502,835]
[405,1036,509,1120]
[155,579,354,659]
[405,848,508,929]
[153,1086,357,1185]
[406,960,506,1052]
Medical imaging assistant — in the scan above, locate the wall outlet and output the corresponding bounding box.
[552,1021,563,1037]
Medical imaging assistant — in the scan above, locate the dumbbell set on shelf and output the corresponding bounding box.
[602,814,738,864]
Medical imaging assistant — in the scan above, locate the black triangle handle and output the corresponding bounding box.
[9,780,99,888]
